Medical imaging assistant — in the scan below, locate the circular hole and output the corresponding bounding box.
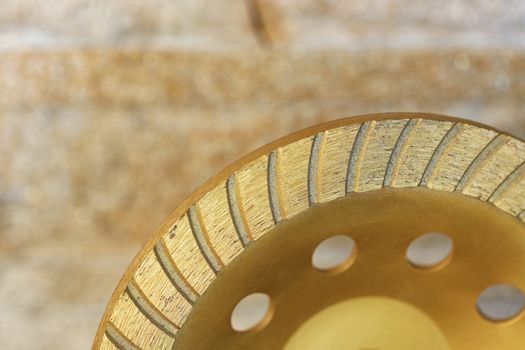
[312,235,357,273]
[406,232,453,269]
[477,284,525,322]
[230,293,273,332]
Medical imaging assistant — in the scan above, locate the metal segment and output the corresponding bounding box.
[226,174,253,247]
[126,279,179,338]
[384,119,420,187]
[419,123,464,186]
[346,121,374,193]
[154,239,199,305]
[188,205,224,274]
[308,132,325,206]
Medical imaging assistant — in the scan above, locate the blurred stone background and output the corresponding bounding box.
[1,1,525,349]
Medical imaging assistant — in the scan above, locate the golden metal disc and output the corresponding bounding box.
[93,113,525,350]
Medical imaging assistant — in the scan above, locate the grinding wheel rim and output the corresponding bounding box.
[93,113,525,350]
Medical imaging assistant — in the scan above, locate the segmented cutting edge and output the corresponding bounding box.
[93,113,525,350]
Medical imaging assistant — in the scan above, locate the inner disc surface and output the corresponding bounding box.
[284,296,450,350]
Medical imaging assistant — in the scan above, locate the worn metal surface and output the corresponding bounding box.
[94,114,525,349]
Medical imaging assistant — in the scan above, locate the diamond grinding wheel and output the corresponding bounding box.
[93,113,525,350]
